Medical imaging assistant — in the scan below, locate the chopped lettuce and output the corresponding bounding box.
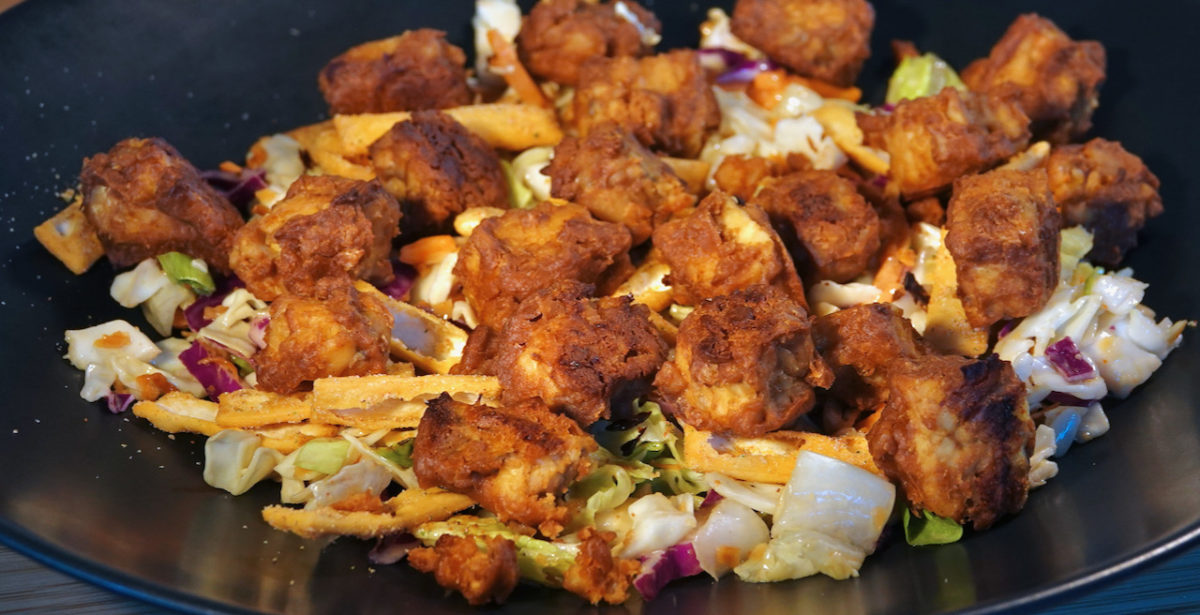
[902,508,963,546]
[885,52,966,104]
[590,400,706,496]
[377,439,415,469]
[157,252,216,296]
[415,516,579,585]
[294,438,351,475]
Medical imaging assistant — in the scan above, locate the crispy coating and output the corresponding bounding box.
[413,395,597,536]
[79,137,243,273]
[544,124,695,244]
[751,170,881,283]
[654,285,831,437]
[652,191,807,308]
[408,534,520,606]
[230,175,400,301]
[318,29,472,114]
[812,303,931,411]
[711,154,813,203]
[867,354,1034,530]
[730,0,874,87]
[517,0,661,86]
[459,281,668,426]
[572,50,720,158]
[454,203,633,330]
[858,88,1031,198]
[561,528,640,604]
[254,279,392,394]
[945,168,1060,328]
[1045,138,1162,266]
[369,110,509,237]
[962,14,1105,144]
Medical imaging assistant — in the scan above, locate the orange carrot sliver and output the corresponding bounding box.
[398,235,457,266]
[486,29,550,109]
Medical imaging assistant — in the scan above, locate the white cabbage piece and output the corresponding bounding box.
[692,498,770,578]
[110,259,171,308]
[196,288,268,359]
[258,134,305,202]
[472,0,522,86]
[808,281,884,316]
[735,451,894,582]
[1028,424,1059,489]
[203,430,284,496]
[613,1,661,46]
[706,472,782,514]
[65,320,160,370]
[511,146,554,203]
[304,459,394,510]
[409,252,458,307]
[698,8,763,60]
[63,320,206,401]
[620,493,698,558]
[341,432,420,490]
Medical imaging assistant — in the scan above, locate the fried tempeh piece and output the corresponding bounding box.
[409,535,520,606]
[318,29,472,114]
[812,303,932,411]
[730,0,874,87]
[945,167,1060,328]
[1045,138,1162,266]
[413,394,597,537]
[654,285,831,437]
[962,13,1105,144]
[867,354,1035,530]
[517,0,661,86]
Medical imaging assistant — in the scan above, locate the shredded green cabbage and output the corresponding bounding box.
[885,53,966,104]
[415,516,579,585]
[156,252,216,296]
[294,438,351,475]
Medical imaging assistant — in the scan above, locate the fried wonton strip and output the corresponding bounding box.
[811,103,890,176]
[681,423,882,483]
[132,392,222,436]
[645,311,678,347]
[262,488,475,540]
[661,157,710,194]
[216,389,312,428]
[307,120,375,180]
[33,196,105,275]
[355,281,469,374]
[486,29,551,109]
[922,229,989,356]
[333,103,563,157]
[310,374,501,431]
[610,259,673,313]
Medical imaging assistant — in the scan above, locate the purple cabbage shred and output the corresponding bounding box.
[201,168,268,211]
[1044,337,1097,383]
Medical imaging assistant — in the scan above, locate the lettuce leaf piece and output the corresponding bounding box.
[903,508,963,546]
[590,400,706,496]
[885,53,966,104]
[415,516,579,585]
[157,251,216,296]
[377,439,415,469]
[294,438,351,475]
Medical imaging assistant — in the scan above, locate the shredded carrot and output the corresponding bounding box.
[218,160,243,173]
[399,235,458,266]
[486,29,550,109]
[95,331,131,349]
[747,70,789,109]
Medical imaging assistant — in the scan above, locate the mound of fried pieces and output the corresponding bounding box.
[36,0,1168,607]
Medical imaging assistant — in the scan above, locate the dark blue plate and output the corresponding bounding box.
[0,1,1197,613]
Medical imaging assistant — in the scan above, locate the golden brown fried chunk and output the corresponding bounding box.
[812,303,931,411]
[561,528,640,604]
[962,14,1105,144]
[413,395,597,536]
[654,285,830,437]
[1045,138,1162,266]
[459,281,668,426]
[408,534,520,606]
[369,110,509,237]
[867,354,1034,530]
[751,170,881,283]
[230,175,400,301]
[858,88,1031,198]
[517,0,661,86]
[544,124,695,244]
[573,50,720,158]
[79,137,244,273]
[454,203,633,329]
[652,191,807,308]
[945,168,1060,328]
[731,0,874,87]
[711,154,813,203]
[318,29,472,114]
[254,279,392,394]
